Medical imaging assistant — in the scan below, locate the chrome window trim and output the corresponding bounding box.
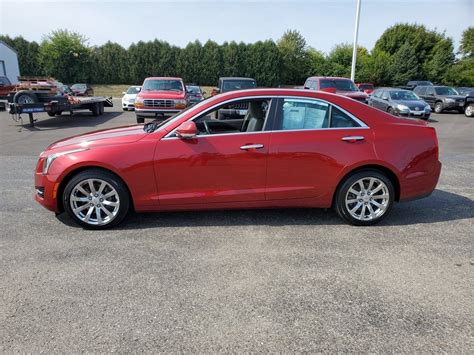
[162,95,369,140]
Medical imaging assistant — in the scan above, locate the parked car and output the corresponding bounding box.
[368,88,431,120]
[414,85,465,113]
[0,76,16,100]
[400,80,433,91]
[356,83,375,94]
[121,85,141,111]
[304,76,368,103]
[463,91,474,117]
[186,84,204,104]
[455,87,474,96]
[213,77,257,95]
[134,77,188,123]
[34,88,441,229]
[212,77,257,119]
[71,83,94,96]
[58,84,73,96]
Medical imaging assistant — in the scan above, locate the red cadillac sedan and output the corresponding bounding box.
[35,89,441,229]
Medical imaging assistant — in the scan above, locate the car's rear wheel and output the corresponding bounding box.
[434,102,444,113]
[465,104,474,117]
[335,170,394,226]
[387,107,395,116]
[63,169,130,229]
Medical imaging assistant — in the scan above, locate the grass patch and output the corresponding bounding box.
[92,84,217,98]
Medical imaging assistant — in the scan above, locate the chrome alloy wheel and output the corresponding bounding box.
[345,177,390,221]
[69,178,120,226]
[17,95,34,104]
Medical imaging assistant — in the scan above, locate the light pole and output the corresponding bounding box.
[350,0,362,81]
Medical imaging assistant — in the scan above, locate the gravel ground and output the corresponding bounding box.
[0,102,472,352]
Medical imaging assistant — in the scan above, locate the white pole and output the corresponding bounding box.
[350,0,362,81]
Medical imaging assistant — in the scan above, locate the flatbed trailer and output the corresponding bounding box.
[8,95,113,127]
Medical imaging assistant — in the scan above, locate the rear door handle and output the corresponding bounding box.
[240,144,264,150]
[342,136,365,142]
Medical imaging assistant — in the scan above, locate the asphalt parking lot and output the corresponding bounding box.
[0,101,473,352]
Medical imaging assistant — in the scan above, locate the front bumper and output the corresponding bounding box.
[442,101,464,110]
[35,170,60,213]
[135,108,181,118]
[122,100,135,110]
[398,110,431,119]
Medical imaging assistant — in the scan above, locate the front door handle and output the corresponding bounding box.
[240,144,264,150]
[342,136,365,142]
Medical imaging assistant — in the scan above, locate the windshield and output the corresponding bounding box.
[186,86,201,93]
[143,79,183,92]
[222,80,256,91]
[389,90,420,101]
[126,86,141,94]
[320,79,357,92]
[435,87,458,95]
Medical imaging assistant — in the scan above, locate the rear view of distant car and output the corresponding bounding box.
[186,85,204,104]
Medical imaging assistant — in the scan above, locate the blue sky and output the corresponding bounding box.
[1,0,473,53]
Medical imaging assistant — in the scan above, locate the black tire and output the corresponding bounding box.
[434,102,444,113]
[122,108,128,111]
[63,169,130,230]
[91,103,100,116]
[136,115,145,124]
[334,169,395,226]
[47,111,55,117]
[387,107,395,116]
[99,102,104,115]
[13,91,37,104]
[465,104,474,117]
[56,111,63,116]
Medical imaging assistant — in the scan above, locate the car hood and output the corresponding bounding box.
[47,125,146,151]
[338,91,368,99]
[392,100,428,109]
[122,93,137,100]
[138,90,185,99]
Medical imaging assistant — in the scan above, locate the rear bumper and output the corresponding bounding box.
[399,160,442,202]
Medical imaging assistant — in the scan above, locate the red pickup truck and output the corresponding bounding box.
[303,76,368,103]
[134,77,189,123]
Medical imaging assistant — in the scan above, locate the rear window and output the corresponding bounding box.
[358,84,374,90]
[320,79,357,92]
[222,80,256,91]
[143,79,183,92]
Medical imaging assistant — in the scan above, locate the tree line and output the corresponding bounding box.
[1,24,473,87]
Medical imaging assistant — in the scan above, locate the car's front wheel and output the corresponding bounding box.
[465,104,474,117]
[434,102,444,113]
[63,169,130,229]
[335,170,394,226]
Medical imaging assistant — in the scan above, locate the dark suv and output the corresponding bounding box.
[212,77,257,119]
[414,85,465,113]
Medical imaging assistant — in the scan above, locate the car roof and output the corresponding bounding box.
[307,76,353,81]
[144,77,183,81]
[219,77,256,81]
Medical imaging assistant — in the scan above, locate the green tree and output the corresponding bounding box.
[307,48,329,77]
[245,40,281,87]
[38,29,92,82]
[277,29,311,84]
[389,41,420,85]
[423,38,455,83]
[91,41,129,84]
[198,40,222,85]
[459,27,474,58]
[176,40,202,83]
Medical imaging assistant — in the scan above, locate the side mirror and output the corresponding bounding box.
[321,87,337,94]
[176,121,198,139]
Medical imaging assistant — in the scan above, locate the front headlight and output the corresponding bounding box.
[174,99,187,109]
[424,105,431,111]
[134,97,144,108]
[444,98,455,103]
[396,104,409,112]
[42,148,88,175]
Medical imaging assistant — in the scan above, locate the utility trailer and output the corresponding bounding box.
[8,95,113,127]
